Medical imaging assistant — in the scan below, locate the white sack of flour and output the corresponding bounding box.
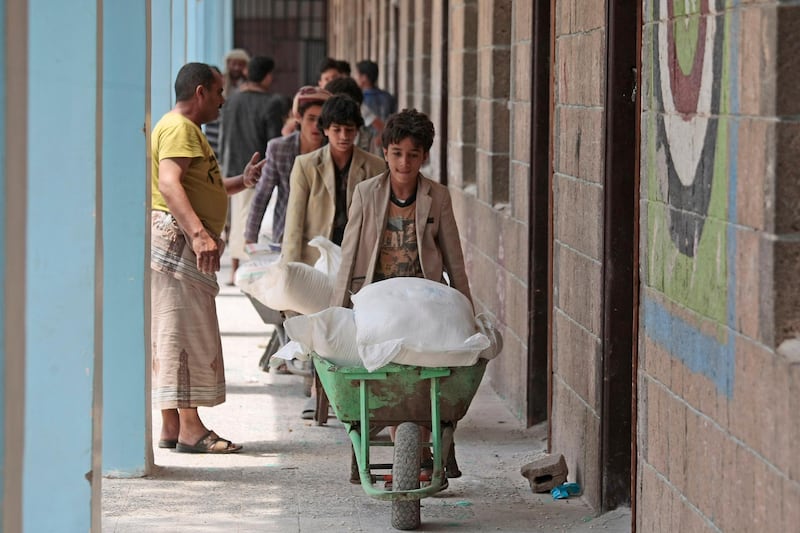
[351,277,490,371]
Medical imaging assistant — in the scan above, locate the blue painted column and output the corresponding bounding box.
[186,0,200,62]
[101,2,149,477]
[151,0,175,121]
[24,0,100,531]
[2,0,233,527]
[201,0,233,68]
[171,0,188,83]
[221,0,234,58]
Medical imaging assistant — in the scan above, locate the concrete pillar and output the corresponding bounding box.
[377,1,389,90]
[476,0,511,205]
[447,0,478,188]
[101,2,150,478]
[24,0,101,530]
[386,2,399,96]
[397,0,414,109]
[186,0,231,68]
[0,0,236,528]
[428,0,447,182]
[151,0,174,121]
[412,0,432,114]
[171,1,188,82]
[201,1,233,70]
[509,0,532,221]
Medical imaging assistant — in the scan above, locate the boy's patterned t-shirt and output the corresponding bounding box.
[374,201,423,280]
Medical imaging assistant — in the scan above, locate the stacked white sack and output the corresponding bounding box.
[476,313,503,360]
[310,236,342,283]
[242,236,341,316]
[279,307,361,367]
[243,262,330,315]
[234,249,281,288]
[280,298,504,370]
[351,277,491,371]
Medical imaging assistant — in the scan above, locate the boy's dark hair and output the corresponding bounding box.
[318,94,364,131]
[335,59,351,76]
[324,77,363,105]
[175,62,216,102]
[247,56,275,82]
[317,56,340,75]
[356,60,379,85]
[381,109,435,151]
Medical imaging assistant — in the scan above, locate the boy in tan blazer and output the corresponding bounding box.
[332,109,472,308]
[332,109,473,483]
[282,94,385,420]
[282,95,386,266]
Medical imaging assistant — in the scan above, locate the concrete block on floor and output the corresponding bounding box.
[520,453,568,493]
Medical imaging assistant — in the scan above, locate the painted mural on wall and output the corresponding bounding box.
[645,0,738,396]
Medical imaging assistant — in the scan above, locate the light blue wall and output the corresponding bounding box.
[151,0,232,120]
[151,0,175,122]
[186,0,200,62]
[102,2,148,476]
[171,1,188,88]
[0,0,236,525]
[196,0,234,68]
[99,0,233,479]
[24,0,98,530]
[185,0,228,65]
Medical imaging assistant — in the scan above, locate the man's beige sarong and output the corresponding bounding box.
[151,211,225,408]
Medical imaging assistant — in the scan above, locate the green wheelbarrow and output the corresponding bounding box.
[312,354,487,530]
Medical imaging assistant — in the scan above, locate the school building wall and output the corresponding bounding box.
[550,0,607,510]
[638,1,800,530]
[328,0,800,527]
[328,0,604,508]
[330,0,533,417]
[1,1,233,529]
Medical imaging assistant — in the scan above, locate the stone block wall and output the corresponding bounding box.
[447,0,479,189]
[447,0,532,418]
[549,0,607,511]
[638,1,800,530]
[326,0,800,521]
[327,0,533,419]
[328,0,398,96]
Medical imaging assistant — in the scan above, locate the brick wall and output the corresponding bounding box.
[447,0,531,418]
[328,0,534,419]
[325,0,800,523]
[638,1,800,530]
[549,0,607,510]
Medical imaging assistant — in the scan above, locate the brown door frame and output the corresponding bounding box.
[438,0,449,186]
[526,0,551,426]
[600,0,641,513]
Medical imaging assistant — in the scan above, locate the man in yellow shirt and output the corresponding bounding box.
[150,62,265,454]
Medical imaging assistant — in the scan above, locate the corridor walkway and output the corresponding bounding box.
[102,255,631,532]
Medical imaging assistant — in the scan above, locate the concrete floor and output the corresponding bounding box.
[102,258,632,533]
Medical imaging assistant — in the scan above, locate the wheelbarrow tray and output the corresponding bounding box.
[242,293,312,379]
[312,354,487,504]
[244,292,283,326]
[313,356,487,426]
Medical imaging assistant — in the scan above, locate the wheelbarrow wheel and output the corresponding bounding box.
[392,422,421,530]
